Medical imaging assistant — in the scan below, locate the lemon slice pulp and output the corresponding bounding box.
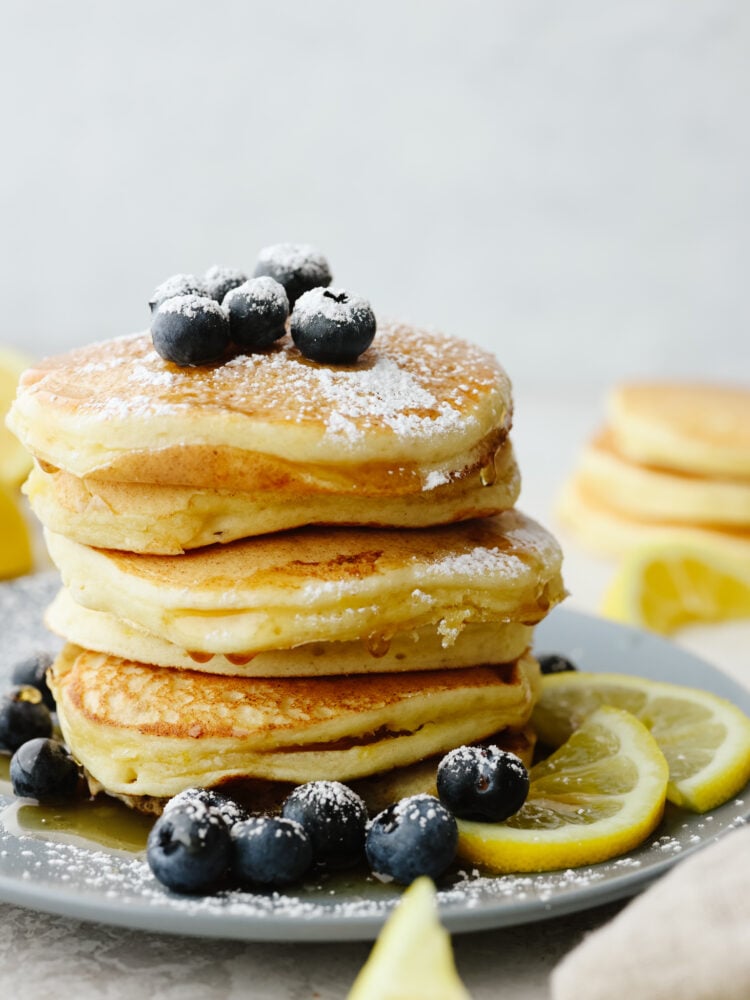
[532,671,750,813]
[0,345,33,488]
[602,543,750,634]
[347,877,470,1000]
[457,706,668,873]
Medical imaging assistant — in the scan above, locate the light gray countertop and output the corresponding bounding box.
[0,896,626,1000]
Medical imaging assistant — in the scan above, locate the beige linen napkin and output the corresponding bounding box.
[551,823,750,1000]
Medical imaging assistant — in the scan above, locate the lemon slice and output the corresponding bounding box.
[347,877,470,1000]
[0,481,32,579]
[457,706,668,873]
[0,345,33,488]
[601,543,750,634]
[532,671,750,813]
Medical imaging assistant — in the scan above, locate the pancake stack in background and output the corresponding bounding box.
[8,253,565,815]
[559,382,750,559]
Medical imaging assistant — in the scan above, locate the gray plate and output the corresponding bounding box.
[0,574,748,941]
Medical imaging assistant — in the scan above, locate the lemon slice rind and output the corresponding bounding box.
[533,672,750,814]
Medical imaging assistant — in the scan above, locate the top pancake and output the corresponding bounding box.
[8,321,513,496]
[608,382,750,479]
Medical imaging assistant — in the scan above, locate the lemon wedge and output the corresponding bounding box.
[532,671,750,813]
[601,543,750,634]
[0,345,33,488]
[457,706,668,873]
[0,481,32,579]
[347,877,470,1000]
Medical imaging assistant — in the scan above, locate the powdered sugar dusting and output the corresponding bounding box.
[256,243,330,282]
[31,324,509,450]
[156,295,227,320]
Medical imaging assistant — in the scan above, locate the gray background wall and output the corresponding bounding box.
[1,1,747,390]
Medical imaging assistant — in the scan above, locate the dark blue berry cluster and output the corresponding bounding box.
[1,652,83,804]
[149,244,376,368]
[146,780,368,894]
[144,737,533,895]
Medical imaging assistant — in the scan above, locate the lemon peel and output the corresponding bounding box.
[533,671,750,813]
[347,877,470,1000]
[0,482,32,579]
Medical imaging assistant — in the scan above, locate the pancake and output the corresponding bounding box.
[24,439,521,553]
[8,323,513,500]
[102,726,538,817]
[46,588,535,677]
[45,509,565,654]
[573,429,750,527]
[608,382,750,479]
[50,644,541,799]
[557,478,750,558]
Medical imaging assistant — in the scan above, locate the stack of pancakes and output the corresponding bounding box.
[9,320,565,814]
[559,381,750,558]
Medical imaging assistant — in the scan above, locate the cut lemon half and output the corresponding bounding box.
[0,481,32,579]
[0,346,33,488]
[601,542,750,634]
[347,877,470,1000]
[457,706,668,873]
[532,671,750,813]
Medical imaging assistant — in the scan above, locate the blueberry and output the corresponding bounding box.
[223,277,289,352]
[281,780,367,867]
[147,800,232,894]
[0,687,53,753]
[253,243,332,306]
[151,295,231,367]
[165,787,248,829]
[365,794,457,885]
[231,816,313,887]
[10,738,80,802]
[11,651,56,710]
[290,287,376,364]
[204,266,247,304]
[538,654,578,675]
[437,746,529,822]
[148,274,207,313]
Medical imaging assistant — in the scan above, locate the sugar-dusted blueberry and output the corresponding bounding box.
[204,266,247,304]
[148,273,207,313]
[231,816,313,887]
[538,654,578,675]
[146,799,232,894]
[0,686,53,753]
[223,277,289,352]
[437,745,529,822]
[290,287,376,364]
[253,243,332,306]
[10,737,81,802]
[165,787,248,829]
[281,780,367,867]
[365,794,457,885]
[11,651,56,710]
[151,295,231,367]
